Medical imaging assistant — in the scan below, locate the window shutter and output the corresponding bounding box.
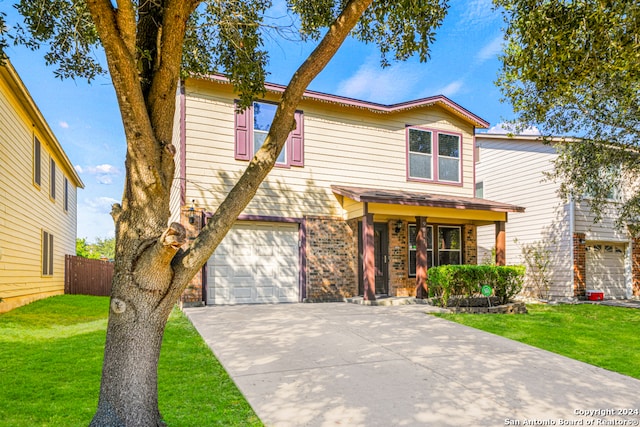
[234,102,251,161]
[288,110,304,167]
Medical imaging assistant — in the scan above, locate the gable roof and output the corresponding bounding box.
[1,59,84,188]
[196,74,490,129]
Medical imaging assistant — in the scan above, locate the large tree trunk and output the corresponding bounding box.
[91,305,169,426]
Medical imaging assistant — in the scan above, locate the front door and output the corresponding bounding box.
[374,223,389,295]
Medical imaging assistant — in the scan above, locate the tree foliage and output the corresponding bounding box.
[496,0,640,228]
[77,237,116,260]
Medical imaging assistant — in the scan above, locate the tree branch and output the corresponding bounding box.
[147,0,201,187]
[86,0,167,212]
[133,222,186,293]
[114,0,136,56]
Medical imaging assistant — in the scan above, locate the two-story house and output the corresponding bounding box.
[0,60,84,312]
[171,76,524,305]
[476,133,640,300]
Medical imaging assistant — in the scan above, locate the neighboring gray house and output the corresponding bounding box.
[475,133,640,300]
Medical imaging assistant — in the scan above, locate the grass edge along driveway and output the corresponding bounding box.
[435,303,640,380]
[0,295,262,427]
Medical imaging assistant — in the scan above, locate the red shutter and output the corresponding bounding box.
[235,102,251,161]
[288,110,304,167]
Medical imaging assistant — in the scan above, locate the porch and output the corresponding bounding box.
[332,185,525,301]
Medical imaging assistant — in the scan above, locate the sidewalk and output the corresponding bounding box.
[185,303,640,427]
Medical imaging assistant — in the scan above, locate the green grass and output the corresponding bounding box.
[0,295,262,427]
[435,303,640,379]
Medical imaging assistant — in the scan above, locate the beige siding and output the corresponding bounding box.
[475,136,573,298]
[574,200,628,242]
[182,79,476,219]
[0,65,79,312]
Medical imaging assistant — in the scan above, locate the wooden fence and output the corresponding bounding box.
[65,255,114,296]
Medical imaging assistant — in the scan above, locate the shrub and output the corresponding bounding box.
[428,265,525,306]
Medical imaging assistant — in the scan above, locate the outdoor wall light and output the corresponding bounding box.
[188,200,196,225]
[394,220,403,233]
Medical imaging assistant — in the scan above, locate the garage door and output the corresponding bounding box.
[207,222,299,304]
[586,243,627,298]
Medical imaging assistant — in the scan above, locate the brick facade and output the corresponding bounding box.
[573,233,586,297]
[633,238,640,297]
[305,216,358,301]
[180,207,205,306]
[463,225,477,265]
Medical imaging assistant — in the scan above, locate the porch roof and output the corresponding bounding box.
[331,185,525,214]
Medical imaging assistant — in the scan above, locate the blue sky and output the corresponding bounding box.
[3,0,524,241]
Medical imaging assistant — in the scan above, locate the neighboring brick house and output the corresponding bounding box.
[476,133,640,300]
[0,60,84,312]
[170,76,523,305]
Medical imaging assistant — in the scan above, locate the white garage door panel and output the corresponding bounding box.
[586,243,627,299]
[207,222,299,304]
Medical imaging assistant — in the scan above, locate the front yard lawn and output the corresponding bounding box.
[0,295,262,427]
[435,303,640,379]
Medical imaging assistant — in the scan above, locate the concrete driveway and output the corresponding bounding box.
[184,303,640,427]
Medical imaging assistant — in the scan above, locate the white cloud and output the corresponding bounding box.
[487,122,541,135]
[458,0,500,28]
[88,164,119,174]
[59,121,69,129]
[76,163,121,185]
[96,176,113,185]
[436,80,464,98]
[85,196,120,211]
[476,35,504,63]
[336,59,422,104]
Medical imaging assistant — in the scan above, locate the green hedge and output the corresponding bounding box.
[428,265,525,306]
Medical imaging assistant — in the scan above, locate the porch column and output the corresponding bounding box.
[495,221,506,266]
[415,216,428,298]
[362,204,376,301]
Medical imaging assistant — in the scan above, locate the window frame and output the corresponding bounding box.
[437,226,462,266]
[475,181,484,198]
[408,224,434,277]
[34,136,42,187]
[50,157,56,201]
[64,177,69,212]
[408,224,462,277]
[406,126,463,185]
[234,100,304,168]
[42,230,54,276]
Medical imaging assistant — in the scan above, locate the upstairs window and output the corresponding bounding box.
[235,101,304,167]
[50,158,56,200]
[407,127,461,184]
[64,177,69,212]
[34,137,41,187]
